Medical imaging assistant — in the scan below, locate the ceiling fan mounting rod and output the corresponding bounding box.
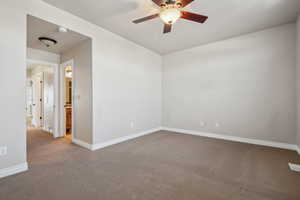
[166,0,175,4]
[163,0,182,8]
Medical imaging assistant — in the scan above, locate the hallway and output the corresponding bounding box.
[27,128,72,162]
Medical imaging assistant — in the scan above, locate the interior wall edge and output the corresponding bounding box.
[296,13,300,152]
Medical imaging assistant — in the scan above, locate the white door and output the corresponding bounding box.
[32,72,43,127]
[43,70,54,132]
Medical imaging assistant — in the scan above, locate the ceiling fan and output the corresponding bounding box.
[133,0,208,34]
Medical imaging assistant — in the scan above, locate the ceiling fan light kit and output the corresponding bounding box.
[159,5,182,25]
[133,0,208,34]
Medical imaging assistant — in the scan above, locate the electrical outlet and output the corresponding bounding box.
[215,123,220,128]
[0,147,7,156]
[200,121,206,127]
[130,122,135,128]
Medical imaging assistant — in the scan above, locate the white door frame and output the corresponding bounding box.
[60,60,75,139]
[27,59,60,138]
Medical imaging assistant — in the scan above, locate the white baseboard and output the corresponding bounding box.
[0,162,28,179]
[42,127,53,134]
[161,127,297,151]
[91,127,161,151]
[73,126,299,154]
[289,163,300,172]
[72,138,93,150]
[296,146,300,156]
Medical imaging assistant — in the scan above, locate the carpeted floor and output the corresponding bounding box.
[1,128,300,200]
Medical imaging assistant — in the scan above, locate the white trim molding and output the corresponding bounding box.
[289,163,300,172]
[73,127,300,155]
[0,162,28,179]
[161,127,298,151]
[72,138,93,150]
[91,127,161,151]
[72,127,161,151]
[296,146,300,156]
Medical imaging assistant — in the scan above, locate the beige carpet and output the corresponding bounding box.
[1,128,300,200]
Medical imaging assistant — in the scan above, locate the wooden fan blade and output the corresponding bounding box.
[178,0,194,8]
[152,0,165,6]
[163,24,172,34]
[181,11,208,23]
[132,14,159,24]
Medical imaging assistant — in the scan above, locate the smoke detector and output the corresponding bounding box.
[58,26,68,33]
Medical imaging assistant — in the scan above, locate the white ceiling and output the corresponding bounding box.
[27,15,90,54]
[42,0,300,54]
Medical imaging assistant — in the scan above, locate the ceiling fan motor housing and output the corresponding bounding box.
[162,0,182,7]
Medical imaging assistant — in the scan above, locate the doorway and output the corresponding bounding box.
[26,61,58,137]
[60,60,74,139]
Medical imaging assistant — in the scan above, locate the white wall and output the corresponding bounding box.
[297,15,300,148]
[27,48,60,64]
[163,23,297,144]
[61,39,93,144]
[0,0,162,171]
[92,33,162,144]
[0,0,27,170]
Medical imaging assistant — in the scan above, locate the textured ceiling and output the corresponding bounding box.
[42,0,300,54]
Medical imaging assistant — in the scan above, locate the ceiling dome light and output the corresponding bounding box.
[159,7,182,25]
[38,37,57,47]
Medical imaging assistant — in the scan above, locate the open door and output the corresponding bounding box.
[60,60,74,139]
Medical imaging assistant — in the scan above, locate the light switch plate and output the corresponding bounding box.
[130,122,135,128]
